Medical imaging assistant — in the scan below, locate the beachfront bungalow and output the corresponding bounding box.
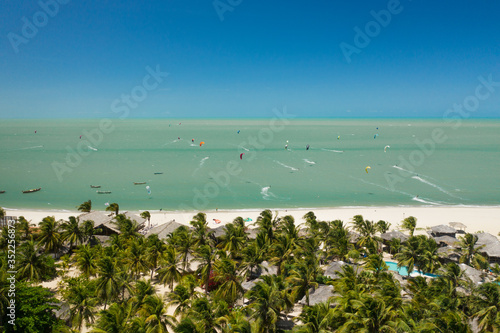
[380,230,409,252]
[298,284,335,306]
[144,220,185,239]
[481,242,500,265]
[380,230,409,243]
[473,232,500,264]
[77,211,119,236]
[324,261,350,280]
[209,225,226,238]
[437,246,461,263]
[429,224,457,238]
[433,235,459,247]
[122,212,147,230]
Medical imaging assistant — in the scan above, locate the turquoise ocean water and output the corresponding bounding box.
[0,119,499,211]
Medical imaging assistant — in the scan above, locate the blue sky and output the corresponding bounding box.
[1,0,499,119]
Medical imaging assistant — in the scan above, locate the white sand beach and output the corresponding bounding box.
[5,206,500,237]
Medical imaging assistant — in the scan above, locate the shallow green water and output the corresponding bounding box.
[0,118,499,211]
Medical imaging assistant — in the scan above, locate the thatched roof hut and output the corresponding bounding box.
[144,220,186,239]
[430,224,457,237]
[298,284,335,306]
[437,246,461,263]
[78,211,113,225]
[209,225,226,238]
[482,243,500,264]
[324,261,350,279]
[433,236,459,247]
[123,212,147,229]
[459,264,484,285]
[380,230,409,242]
[473,232,500,246]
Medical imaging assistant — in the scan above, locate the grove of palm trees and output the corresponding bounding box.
[1,206,500,332]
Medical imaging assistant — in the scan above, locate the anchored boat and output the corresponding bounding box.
[22,188,41,193]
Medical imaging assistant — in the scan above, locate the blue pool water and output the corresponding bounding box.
[385,261,438,277]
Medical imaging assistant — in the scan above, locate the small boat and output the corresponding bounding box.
[96,190,111,194]
[0,191,5,194]
[154,172,163,175]
[90,185,101,188]
[22,188,41,193]
[133,182,146,185]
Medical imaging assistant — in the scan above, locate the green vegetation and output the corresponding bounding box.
[1,206,500,332]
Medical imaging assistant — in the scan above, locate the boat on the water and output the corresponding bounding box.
[90,185,101,188]
[133,182,146,185]
[0,191,5,194]
[96,190,111,194]
[22,188,41,193]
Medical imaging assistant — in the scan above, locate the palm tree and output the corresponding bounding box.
[16,237,50,282]
[456,233,488,269]
[376,220,391,234]
[73,244,99,277]
[82,219,98,244]
[37,216,63,256]
[106,202,119,215]
[128,279,155,314]
[213,257,244,307]
[195,244,218,295]
[401,216,417,236]
[437,262,467,300]
[186,297,225,333]
[157,245,182,290]
[17,216,33,240]
[140,211,151,227]
[61,216,84,250]
[190,212,213,248]
[146,234,167,279]
[394,235,426,276]
[125,238,149,280]
[91,302,129,333]
[114,214,141,241]
[95,256,121,309]
[326,220,354,262]
[287,258,320,306]
[168,226,195,271]
[339,294,401,332]
[62,277,98,331]
[166,275,200,317]
[78,200,92,213]
[303,211,320,237]
[217,222,247,259]
[471,282,500,332]
[269,234,297,276]
[240,239,267,279]
[255,209,278,244]
[293,301,335,333]
[220,308,251,333]
[137,294,177,333]
[246,275,286,333]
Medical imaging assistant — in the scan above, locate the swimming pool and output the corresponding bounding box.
[385,261,438,277]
